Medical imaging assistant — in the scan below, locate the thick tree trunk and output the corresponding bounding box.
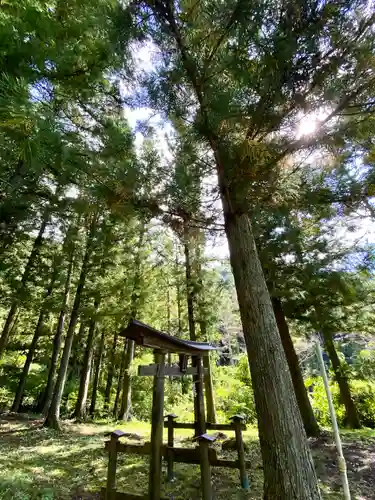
[322,329,361,428]
[89,328,105,416]
[38,243,75,415]
[44,213,97,430]
[223,211,320,498]
[272,297,320,437]
[104,330,118,412]
[74,298,100,420]
[140,8,321,496]
[0,214,49,358]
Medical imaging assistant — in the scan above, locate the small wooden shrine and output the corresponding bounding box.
[102,320,249,500]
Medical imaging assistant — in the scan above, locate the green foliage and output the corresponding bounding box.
[306,376,375,428]
[352,349,375,380]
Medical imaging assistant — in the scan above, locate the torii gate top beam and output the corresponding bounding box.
[119,319,216,356]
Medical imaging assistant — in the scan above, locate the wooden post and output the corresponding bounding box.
[197,434,215,500]
[148,351,166,500]
[193,356,206,437]
[106,430,125,500]
[230,415,249,490]
[166,413,177,481]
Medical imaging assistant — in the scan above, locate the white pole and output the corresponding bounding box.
[315,341,351,500]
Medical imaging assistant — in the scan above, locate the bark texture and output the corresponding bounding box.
[272,297,320,437]
[223,212,321,498]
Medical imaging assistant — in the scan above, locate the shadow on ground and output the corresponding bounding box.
[1,415,375,499]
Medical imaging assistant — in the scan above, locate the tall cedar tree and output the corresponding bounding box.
[131,0,375,496]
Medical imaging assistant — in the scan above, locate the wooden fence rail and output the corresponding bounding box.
[103,416,250,500]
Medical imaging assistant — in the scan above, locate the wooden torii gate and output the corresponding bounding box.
[122,319,215,499]
[103,320,249,500]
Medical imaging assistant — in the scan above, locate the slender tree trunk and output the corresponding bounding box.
[118,225,145,421]
[38,242,75,415]
[0,214,49,358]
[183,223,206,432]
[272,297,320,437]
[11,262,59,413]
[175,245,183,337]
[322,329,361,428]
[314,305,360,429]
[183,224,195,341]
[118,339,135,420]
[113,340,127,418]
[104,330,118,412]
[89,328,105,416]
[176,277,183,335]
[67,321,85,384]
[167,284,172,370]
[44,213,97,430]
[200,321,216,423]
[195,239,217,423]
[74,298,100,420]
[202,354,216,423]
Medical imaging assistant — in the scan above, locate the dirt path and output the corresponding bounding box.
[310,432,375,498]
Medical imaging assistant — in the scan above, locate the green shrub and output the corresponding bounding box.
[305,376,346,427]
[352,349,375,380]
[305,376,375,428]
[213,356,256,423]
[350,380,375,428]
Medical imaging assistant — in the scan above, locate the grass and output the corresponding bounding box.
[0,415,374,499]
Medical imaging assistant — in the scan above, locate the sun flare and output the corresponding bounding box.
[296,114,319,138]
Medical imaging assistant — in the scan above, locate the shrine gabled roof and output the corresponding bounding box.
[119,319,216,356]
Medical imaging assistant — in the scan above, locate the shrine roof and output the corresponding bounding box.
[119,319,216,355]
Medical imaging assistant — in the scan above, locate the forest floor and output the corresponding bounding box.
[0,414,374,500]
